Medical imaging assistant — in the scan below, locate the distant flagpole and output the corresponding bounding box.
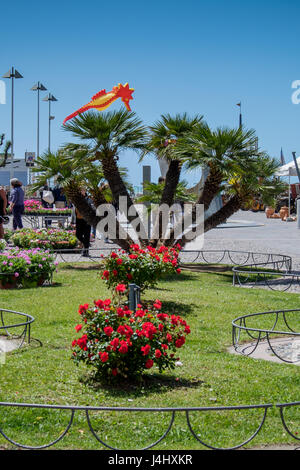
[237,102,242,128]
[280,147,285,165]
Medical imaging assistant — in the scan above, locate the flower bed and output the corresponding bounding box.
[71,290,190,381]
[23,199,71,216]
[100,244,181,292]
[0,247,58,288]
[10,228,78,250]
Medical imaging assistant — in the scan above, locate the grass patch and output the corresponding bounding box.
[0,263,299,450]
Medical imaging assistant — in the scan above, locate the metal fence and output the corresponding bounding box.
[0,401,298,450]
[232,309,300,364]
[0,308,34,351]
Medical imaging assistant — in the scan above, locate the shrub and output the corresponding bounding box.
[0,247,58,288]
[71,289,190,381]
[100,244,182,292]
[10,228,78,250]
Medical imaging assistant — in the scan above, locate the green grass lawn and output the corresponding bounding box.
[0,263,299,450]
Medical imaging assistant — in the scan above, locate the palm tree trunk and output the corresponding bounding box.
[150,159,182,246]
[164,164,223,247]
[65,185,133,251]
[100,153,148,245]
[175,194,242,249]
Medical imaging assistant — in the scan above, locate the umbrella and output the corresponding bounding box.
[275,158,300,217]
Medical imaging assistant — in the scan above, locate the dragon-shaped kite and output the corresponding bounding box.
[63,83,134,125]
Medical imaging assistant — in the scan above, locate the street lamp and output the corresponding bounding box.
[42,93,57,153]
[31,82,47,159]
[2,67,23,181]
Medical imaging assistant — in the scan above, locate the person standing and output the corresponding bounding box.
[9,178,25,230]
[75,208,91,257]
[0,186,7,239]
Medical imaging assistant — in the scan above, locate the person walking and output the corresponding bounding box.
[0,186,7,239]
[75,208,91,257]
[9,178,25,230]
[75,191,92,257]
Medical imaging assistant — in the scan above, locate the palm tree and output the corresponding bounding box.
[137,180,197,209]
[31,149,135,250]
[63,109,149,243]
[143,113,203,207]
[142,113,203,243]
[165,126,279,248]
[0,134,11,167]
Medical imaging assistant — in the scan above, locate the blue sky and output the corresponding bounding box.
[1,0,300,188]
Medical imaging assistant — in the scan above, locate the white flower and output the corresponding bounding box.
[175,361,183,367]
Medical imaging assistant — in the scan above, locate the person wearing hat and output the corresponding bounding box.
[9,178,25,230]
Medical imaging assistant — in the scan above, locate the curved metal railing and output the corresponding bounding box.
[178,249,296,292]
[232,309,300,364]
[0,401,298,450]
[0,308,34,351]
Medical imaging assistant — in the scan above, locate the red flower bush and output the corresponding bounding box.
[100,244,181,292]
[71,296,190,381]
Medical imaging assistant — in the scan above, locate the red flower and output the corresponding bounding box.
[112,368,118,376]
[116,258,123,265]
[115,284,126,293]
[142,322,157,340]
[111,252,118,258]
[119,340,128,354]
[117,325,126,335]
[103,270,110,278]
[127,273,133,280]
[175,336,185,348]
[94,299,104,308]
[141,344,151,356]
[153,299,162,310]
[176,268,181,274]
[104,326,114,337]
[184,325,191,334]
[117,307,125,317]
[113,269,118,276]
[104,299,111,306]
[129,254,138,259]
[161,344,168,350]
[77,334,88,350]
[110,337,119,351]
[166,333,172,343]
[71,339,77,347]
[145,359,154,369]
[75,324,82,332]
[99,352,109,362]
[78,303,89,315]
[155,349,162,358]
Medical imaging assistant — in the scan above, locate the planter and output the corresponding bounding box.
[265,206,275,218]
[0,278,18,289]
[279,206,289,220]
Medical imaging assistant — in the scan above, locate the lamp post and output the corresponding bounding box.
[43,93,57,153]
[2,67,23,181]
[236,102,242,128]
[31,82,47,159]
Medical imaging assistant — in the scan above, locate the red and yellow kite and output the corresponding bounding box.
[63,83,134,125]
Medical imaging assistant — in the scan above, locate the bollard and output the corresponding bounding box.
[128,283,141,312]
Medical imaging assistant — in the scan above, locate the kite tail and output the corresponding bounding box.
[63,105,91,125]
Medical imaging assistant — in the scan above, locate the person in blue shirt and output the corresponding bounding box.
[9,178,25,230]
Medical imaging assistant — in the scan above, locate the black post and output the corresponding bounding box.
[128,283,140,312]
